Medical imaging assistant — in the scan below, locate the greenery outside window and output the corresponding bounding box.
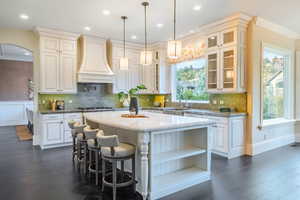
[262,45,292,123]
[172,59,209,103]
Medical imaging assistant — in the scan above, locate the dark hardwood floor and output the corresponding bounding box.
[1,126,300,200]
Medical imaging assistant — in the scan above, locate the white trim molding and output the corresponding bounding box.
[250,134,295,156]
[255,17,300,39]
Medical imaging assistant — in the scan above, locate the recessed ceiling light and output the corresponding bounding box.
[156,23,164,28]
[19,14,29,20]
[84,26,91,31]
[24,52,31,56]
[131,35,137,40]
[102,9,111,16]
[189,30,195,34]
[193,5,202,11]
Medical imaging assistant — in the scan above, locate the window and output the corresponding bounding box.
[262,45,291,122]
[172,59,209,103]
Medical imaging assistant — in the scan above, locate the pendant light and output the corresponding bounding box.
[167,0,182,59]
[140,2,153,66]
[120,16,129,70]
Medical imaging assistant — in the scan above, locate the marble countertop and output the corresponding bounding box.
[39,107,246,117]
[84,111,214,132]
[142,107,247,117]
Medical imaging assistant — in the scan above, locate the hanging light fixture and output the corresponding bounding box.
[120,16,129,70]
[140,2,153,66]
[167,0,182,59]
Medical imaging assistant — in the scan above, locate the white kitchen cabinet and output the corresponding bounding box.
[111,41,142,93]
[205,14,250,93]
[39,113,82,149]
[185,113,246,159]
[37,28,79,94]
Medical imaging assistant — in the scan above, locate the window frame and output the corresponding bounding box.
[171,59,209,104]
[260,42,293,125]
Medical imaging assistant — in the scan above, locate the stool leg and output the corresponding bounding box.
[77,142,81,171]
[112,160,117,200]
[72,137,76,162]
[121,160,125,182]
[84,143,87,175]
[102,158,106,192]
[88,149,92,181]
[95,150,99,186]
[132,155,136,193]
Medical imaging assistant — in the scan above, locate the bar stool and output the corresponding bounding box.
[77,126,99,174]
[68,121,86,162]
[87,130,104,185]
[97,135,136,200]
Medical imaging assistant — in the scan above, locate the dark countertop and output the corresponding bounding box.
[39,107,246,118]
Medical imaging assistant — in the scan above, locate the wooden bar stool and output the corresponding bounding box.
[97,135,136,200]
[87,130,104,185]
[68,121,86,162]
[77,126,99,174]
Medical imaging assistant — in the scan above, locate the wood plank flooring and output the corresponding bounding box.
[1,126,300,200]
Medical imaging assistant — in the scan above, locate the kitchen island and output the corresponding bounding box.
[84,111,214,200]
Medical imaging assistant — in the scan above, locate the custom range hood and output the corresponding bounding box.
[78,35,114,83]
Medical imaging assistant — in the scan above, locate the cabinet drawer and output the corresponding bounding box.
[42,114,63,121]
[64,113,81,120]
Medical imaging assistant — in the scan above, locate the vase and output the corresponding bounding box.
[129,97,139,115]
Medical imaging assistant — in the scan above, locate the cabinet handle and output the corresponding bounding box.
[61,121,64,124]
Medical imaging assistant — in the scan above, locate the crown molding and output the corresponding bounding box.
[35,27,80,40]
[254,17,300,39]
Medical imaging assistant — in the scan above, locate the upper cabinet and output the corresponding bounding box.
[205,14,251,93]
[36,28,79,94]
[110,41,142,93]
[110,41,171,94]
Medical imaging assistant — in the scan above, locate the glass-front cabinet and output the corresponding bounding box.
[205,20,247,93]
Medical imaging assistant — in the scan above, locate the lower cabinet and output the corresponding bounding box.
[40,113,82,149]
[185,113,246,159]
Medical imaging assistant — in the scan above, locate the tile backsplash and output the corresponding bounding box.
[39,83,247,113]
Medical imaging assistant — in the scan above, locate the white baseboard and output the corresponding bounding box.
[251,135,295,156]
[295,133,300,143]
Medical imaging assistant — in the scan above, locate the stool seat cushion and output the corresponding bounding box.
[77,133,85,141]
[101,143,135,158]
[87,139,97,148]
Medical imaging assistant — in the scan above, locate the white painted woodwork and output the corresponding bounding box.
[78,35,114,83]
[37,28,79,94]
[185,113,246,159]
[84,111,212,200]
[0,101,34,126]
[204,15,250,93]
[39,113,82,149]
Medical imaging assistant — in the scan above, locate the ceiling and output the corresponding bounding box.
[1,0,300,43]
[0,44,33,62]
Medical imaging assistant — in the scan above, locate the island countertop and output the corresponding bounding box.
[84,111,214,132]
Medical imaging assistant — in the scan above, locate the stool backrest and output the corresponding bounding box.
[73,124,86,134]
[97,135,119,148]
[83,127,99,140]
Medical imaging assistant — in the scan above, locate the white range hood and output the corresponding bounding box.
[78,35,114,83]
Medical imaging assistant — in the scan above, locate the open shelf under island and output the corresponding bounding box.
[84,111,214,200]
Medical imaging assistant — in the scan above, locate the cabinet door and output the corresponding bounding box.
[221,28,237,48]
[60,39,77,55]
[207,33,220,51]
[230,118,244,149]
[43,120,64,145]
[59,54,77,93]
[220,46,236,91]
[141,63,156,94]
[40,52,60,93]
[213,124,227,153]
[206,51,219,92]
[41,37,60,53]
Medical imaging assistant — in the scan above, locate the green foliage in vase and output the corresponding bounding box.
[117,84,147,102]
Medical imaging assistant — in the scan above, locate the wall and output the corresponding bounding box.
[246,18,296,155]
[0,60,33,101]
[39,83,158,110]
[0,28,39,145]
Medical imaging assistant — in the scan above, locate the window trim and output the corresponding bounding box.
[171,59,209,104]
[260,42,293,126]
